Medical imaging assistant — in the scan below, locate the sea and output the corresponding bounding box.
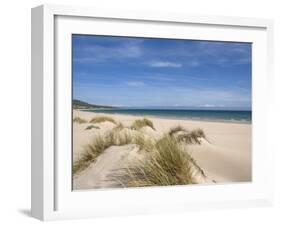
[83,108,252,124]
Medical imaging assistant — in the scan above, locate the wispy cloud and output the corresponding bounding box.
[73,35,251,109]
[187,60,200,67]
[148,61,182,68]
[144,75,175,81]
[201,104,215,108]
[126,81,145,87]
[74,39,143,63]
[200,104,225,108]
[196,41,252,66]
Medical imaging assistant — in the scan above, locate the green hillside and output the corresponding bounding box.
[73,99,115,109]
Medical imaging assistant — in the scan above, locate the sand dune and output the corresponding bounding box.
[73,144,141,189]
[72,110,251,190]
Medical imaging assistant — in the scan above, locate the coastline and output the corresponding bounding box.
[73,109,252,189]
[80,109,252,125]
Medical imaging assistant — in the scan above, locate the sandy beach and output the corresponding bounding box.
[72,109,251,190]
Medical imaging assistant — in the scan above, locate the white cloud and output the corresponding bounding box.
[200,104,225,108]
[126,81,145,87]
[148,61,182,68]
[74,40,143,63]
[201,104,215,108]
[145,75,175,81]
[188,60,200,67]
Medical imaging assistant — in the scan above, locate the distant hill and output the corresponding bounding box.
[73,99,115,109]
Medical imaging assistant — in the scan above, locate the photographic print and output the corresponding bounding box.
[72,35,252,190]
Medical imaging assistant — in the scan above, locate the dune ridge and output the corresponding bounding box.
[73,110,251,190]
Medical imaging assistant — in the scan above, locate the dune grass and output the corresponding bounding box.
[131,118,155,130]
[73,135,110,174]
[73,116,87,124]
[134,133,155,152]
[106,130,134,146]
[73,129,154,174]
[73,130,133,174]
[191,128,206,139]
[85,125,100,130]
[176,128,206,144]
[113,122,125,131]
[124,135,196,187]
[90,116,116,124]
[168,126,206,145]
[74,119,207,186]
[168,125,188,136]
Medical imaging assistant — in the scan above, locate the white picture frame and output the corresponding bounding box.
[31,4,274,221]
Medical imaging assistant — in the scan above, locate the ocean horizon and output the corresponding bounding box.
[83,108,252,124]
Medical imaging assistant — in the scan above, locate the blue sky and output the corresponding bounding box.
[73,35,252,110]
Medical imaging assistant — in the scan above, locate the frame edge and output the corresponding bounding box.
[31,5,44,221]
[31,4,275,220]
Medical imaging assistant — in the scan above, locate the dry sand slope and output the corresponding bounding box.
[72,110,251,190]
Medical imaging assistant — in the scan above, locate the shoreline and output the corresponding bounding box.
[78,109,252,125]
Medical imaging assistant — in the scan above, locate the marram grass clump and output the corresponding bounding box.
[73,135,110,174]
[85,125,100,130]
[131,118,155,130]
[124,135,196,187]
[73,116,87,124]
[191,128,206,139]
[73,130,133,174]
[106,130,134,146]
[90,116,116,124]
[113,122,125,131]
[168,125,188,136]
[176,128,206,144]
[169,126,206,145]
[133,133,155,152]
